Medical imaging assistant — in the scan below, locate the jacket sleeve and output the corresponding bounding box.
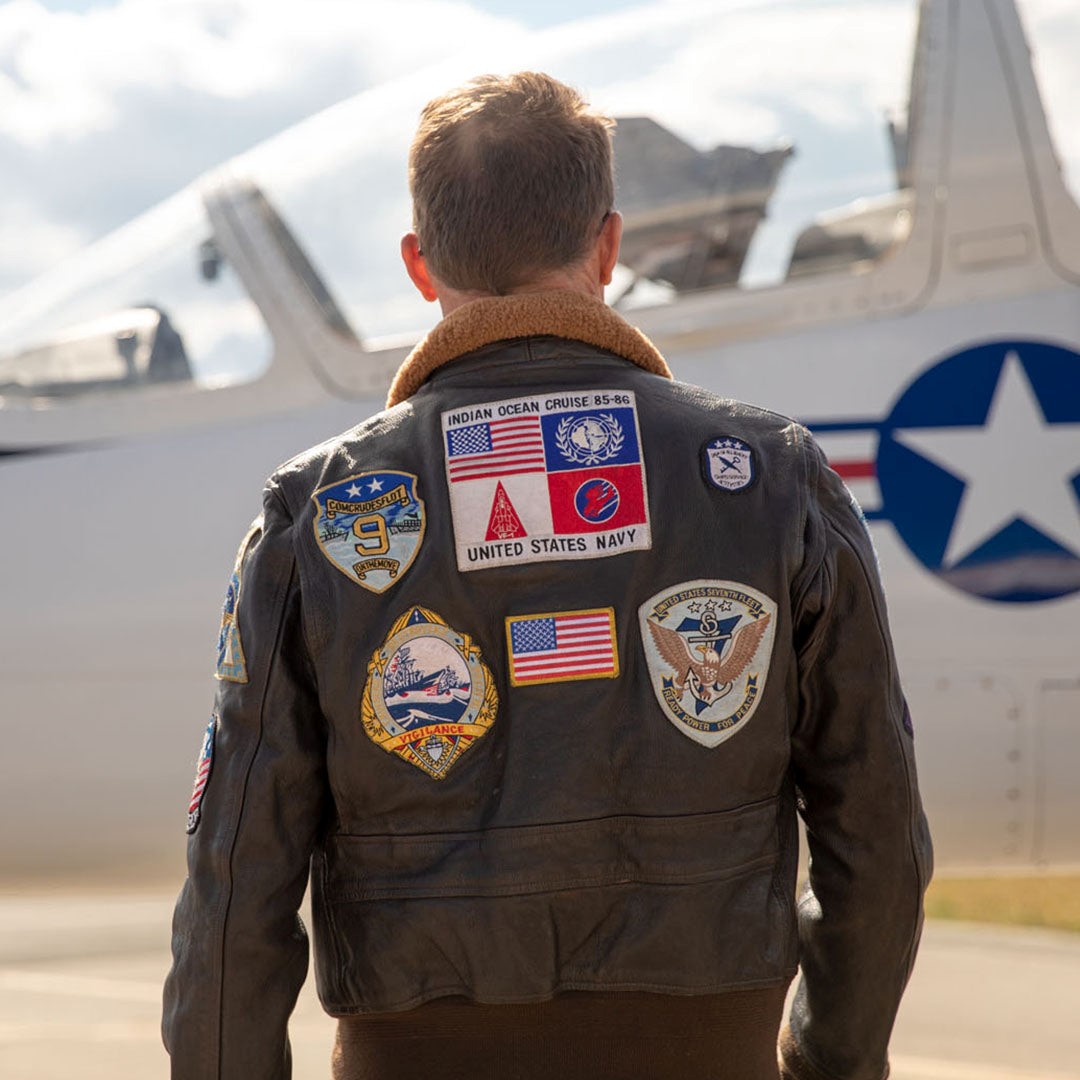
[162,481,327,1080]
[780,434,933,1080]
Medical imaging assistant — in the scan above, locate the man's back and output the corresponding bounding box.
[163,73,930,1080]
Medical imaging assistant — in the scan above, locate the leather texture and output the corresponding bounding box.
[163,324,931,1080]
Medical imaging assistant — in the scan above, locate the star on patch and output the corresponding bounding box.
[312,471,426,593]
[505,607,618,686]
[639,579,777,747]
[703,436,755,492]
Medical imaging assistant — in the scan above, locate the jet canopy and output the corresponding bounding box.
[0,306,191,399]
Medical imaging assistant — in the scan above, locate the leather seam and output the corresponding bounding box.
[328,798,779,846]
[213,502,297,1078]
[326,851,778,903]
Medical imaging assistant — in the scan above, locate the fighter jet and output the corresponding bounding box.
[1,0,1078,881]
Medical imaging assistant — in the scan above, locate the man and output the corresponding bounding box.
[164,72,931,1079]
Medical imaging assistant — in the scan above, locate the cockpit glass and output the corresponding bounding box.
[0,187,270,401]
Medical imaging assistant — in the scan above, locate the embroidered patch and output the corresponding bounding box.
[506,607,618,686]
[442,390,651,571]
[486,481,527,540]
[361,606,497,779]
[639,580,776,747]
[216,518,260,683]
[312,471,425,592]
[703,436,755,492]
[186,716,216,834]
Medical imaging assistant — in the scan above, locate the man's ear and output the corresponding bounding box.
[401,233,439,302]
[598,211,623,287]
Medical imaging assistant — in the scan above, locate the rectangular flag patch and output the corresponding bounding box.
[442,390,652,570]
[506,607,619,686]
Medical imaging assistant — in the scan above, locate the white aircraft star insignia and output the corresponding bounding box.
[893,351,1080,565]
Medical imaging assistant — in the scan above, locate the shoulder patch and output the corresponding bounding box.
[506,607,618,686]
[442,390,651,570]
[216,517,261,683]
[186,715,217,834]
[702,436,755,492]
[361,607,497,780]
[639,580,776,747]
[312,471,425,592]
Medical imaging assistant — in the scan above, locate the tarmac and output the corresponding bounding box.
[0,890,1077,1080]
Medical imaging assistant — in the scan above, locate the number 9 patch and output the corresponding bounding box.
[312,471,425,592]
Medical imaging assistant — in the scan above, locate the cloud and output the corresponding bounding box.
[0,0,518,145]
[0,0,518,293]
[585,2,912,147]
[0,0,1078,331]
[0,199,89,284]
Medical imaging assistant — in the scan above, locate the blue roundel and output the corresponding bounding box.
[875,339,1080,603]
[574,478,620,523]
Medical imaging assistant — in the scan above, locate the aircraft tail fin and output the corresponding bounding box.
[906,0,1080,283]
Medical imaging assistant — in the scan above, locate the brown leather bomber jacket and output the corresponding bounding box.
[163,291,932,1079]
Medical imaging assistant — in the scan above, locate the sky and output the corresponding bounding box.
[1,0,1079,350]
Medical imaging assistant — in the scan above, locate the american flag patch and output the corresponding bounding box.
[186,716,216,835]
[505,607,619,686]
[446,416,546,482]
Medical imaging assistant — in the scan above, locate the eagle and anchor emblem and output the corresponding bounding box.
[639,580,777,747]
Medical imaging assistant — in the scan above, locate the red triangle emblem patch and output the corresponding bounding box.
[485,481,527,540]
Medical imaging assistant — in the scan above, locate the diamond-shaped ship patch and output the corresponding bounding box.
[361,607,497,779]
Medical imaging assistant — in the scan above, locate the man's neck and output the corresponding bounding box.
[436,264,604,317]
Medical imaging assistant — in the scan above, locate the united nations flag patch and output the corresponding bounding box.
[639,580,776,747]
[361,607,497,779]
[312,471,425,592]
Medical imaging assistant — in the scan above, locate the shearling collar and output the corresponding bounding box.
[385,290,673,408]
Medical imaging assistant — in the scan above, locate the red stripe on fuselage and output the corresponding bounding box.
[831,460,876,480]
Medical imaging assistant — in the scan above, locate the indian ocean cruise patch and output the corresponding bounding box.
[442,390,651,571]
[639,580,776,748]
[312,471,425,592]
[703,436,755,492]
[216,517,261,683]
[361,606,497,779]
[506,607,618,686]
[186,716,216,834]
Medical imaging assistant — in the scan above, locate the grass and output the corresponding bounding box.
[925,875,1080,933]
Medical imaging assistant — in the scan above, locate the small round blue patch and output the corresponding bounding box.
[574,478,620,523]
